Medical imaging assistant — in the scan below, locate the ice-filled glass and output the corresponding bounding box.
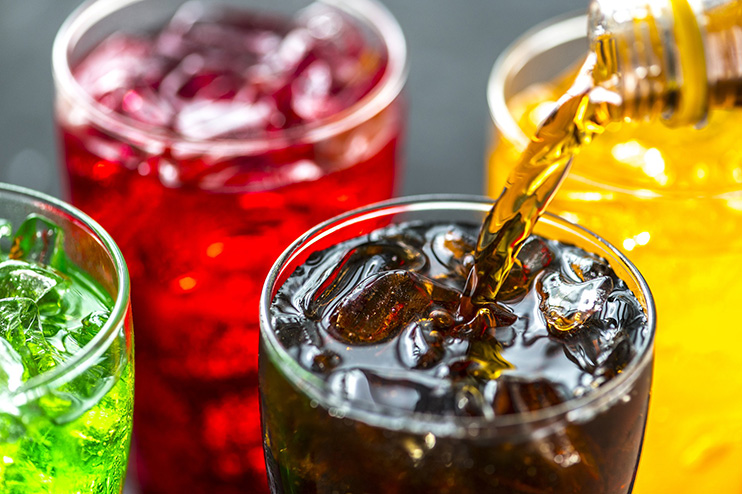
[53,0,406,492]
[260,195,655,494]
[0,183,133,494]
[487,14,742,493]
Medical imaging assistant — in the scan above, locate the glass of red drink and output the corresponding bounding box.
[52,1,406,493]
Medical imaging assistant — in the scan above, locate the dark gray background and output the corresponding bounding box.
[0,0,584,199]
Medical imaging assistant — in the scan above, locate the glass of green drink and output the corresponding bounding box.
[0,183,133,493]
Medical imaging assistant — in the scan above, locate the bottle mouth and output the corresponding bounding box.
[587,0,709,126]
[488,11,733,199]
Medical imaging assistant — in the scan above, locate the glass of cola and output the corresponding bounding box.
[259,195,656,494]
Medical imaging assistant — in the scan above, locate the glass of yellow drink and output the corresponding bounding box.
[487,14,742,493]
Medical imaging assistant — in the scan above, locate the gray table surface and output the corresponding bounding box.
[0,1,585,492]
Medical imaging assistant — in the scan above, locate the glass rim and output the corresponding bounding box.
[52,0,408,155]
[1,183,130,406]
[259,194,656,436]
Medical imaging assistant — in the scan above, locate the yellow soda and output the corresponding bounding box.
[488,67,742,493]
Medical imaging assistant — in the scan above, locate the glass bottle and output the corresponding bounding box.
[588,0,742,125]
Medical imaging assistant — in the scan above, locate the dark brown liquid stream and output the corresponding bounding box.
[472,54,620,307]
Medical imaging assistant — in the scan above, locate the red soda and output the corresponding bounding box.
[54,2,406,493]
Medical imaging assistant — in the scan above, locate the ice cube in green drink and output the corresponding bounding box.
[0,215,133,494]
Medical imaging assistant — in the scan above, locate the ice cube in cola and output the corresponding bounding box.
[260,199,655,494]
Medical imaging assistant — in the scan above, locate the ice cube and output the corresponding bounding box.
[600,288,647,337]
[68,310,111,348]
[291,60,338,121]
[538,272,613,332]
[160,49,250,106]
[9,215,65,268]
[429,225,476,279]
[0,219,12,251]
[466,336,513,380]
[415,275,462,311]
[278,319,339,374]
[454,305,516,339]
[120,86,174,127]
[429,308,456,330]
[495,260,528,300]
[39,323,122,423]
[397,320,444,370]
[0,260,62,302]
[38,368,115,424]
[368,223,426,249]
[593,337,634,382]
[310,349,341,374]
[327,270,433,345]
[158,54,203,105]
[560,323,632,376]
[155,1,205,58]
[297,3,383,116]
[497,237,554,300]
[487,376,566,415]
[280,159,323,183]
[296,3,364,72]
[245,30,282,57]
[308,241,426,318]
[73,35,153,99]
[327,367,425,412]
[454,383,492,418]
[299,4,346,42]
[328,368,371,402]
[0,298,60,381]
[0,334,25,391]
[560,325,609,374]
[272,316,322,350]
[175,98,274,139]
[564,286,647,376]
[183,19,262,58]
[519,236,554,276]
[558,246,611,283]
[173,64,243,102]
[273,28,314,77]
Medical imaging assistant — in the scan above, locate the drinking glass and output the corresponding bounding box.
[0,183,133,494]
[53,0,407,492]
[487,14,742,493]
[259,195,656,494]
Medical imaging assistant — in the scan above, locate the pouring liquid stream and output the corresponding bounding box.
[471,54,622,307]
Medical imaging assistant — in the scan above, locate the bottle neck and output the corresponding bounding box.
[704,1,742,109]
[588,0,713,126]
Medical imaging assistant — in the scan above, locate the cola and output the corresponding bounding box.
[260,199,655,494]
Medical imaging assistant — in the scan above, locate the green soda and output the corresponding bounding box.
[0,214,133,493]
